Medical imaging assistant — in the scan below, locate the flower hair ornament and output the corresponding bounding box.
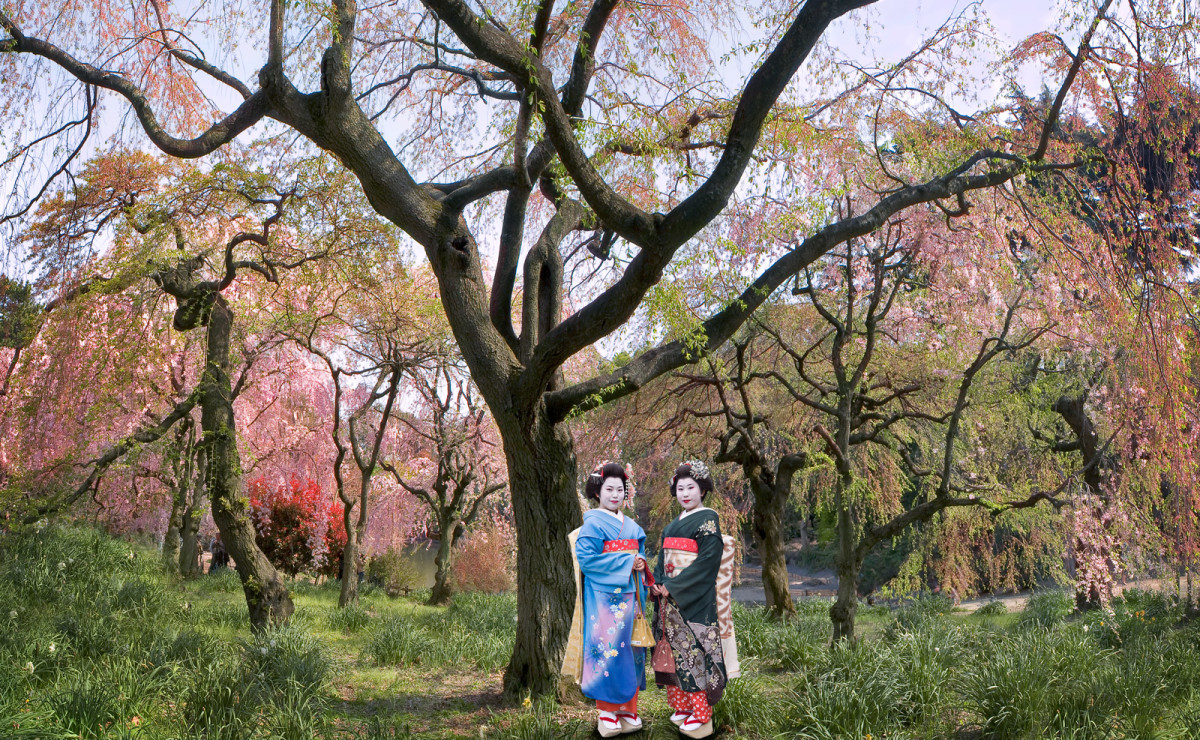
[682,459,711,481]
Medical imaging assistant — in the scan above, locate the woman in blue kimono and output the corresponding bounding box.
[562,462,648,737]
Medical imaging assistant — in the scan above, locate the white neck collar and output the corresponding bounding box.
[598,507,624,521]
[679,506,711,519]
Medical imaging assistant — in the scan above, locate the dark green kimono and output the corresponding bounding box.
[651,507,727,704]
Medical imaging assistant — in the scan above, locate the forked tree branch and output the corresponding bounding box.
[0,11,269,158]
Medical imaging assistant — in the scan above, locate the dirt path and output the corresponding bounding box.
[732,563,839,605]
[958,576,1186,612]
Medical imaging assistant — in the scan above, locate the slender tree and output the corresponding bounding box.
[159,414,197,574]
[384,356,507,606]
[668,336,813,619]
[763,233,1063,640]
[281,258,436,605]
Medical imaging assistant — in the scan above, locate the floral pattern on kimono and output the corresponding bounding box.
[576,509,647,704]
[654,595,727,705]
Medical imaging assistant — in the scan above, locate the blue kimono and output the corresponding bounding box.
[575,508,648,704]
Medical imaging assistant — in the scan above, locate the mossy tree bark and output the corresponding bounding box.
[196,296,294,628]
[178,446,208,577]
[429,525,461,606]
[151,215,301,629]
[161,417,197,576]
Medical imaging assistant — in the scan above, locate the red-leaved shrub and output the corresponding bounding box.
[248,476,346,577]
[450,518,516,594]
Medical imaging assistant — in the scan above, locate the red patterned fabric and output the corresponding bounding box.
[663,537,698,553]
[666,686,712,722]
[602,539,638,553]
[596,691,637,713]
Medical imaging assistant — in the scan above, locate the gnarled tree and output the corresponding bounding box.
[384,353,507,606]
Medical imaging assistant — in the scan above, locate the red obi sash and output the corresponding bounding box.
[663,537,698,553]
[602,539,639,553]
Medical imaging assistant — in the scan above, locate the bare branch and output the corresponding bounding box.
[23,387,199,523]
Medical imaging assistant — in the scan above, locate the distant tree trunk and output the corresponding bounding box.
[338,477,372,607]
[162,417,196,576]
[162,487,184,576]
[1054,394,1114,611]
[1187,557,1195,613]
[500,409,581,700]
[338,521,359,605]
[831,490,859,643]
[741,457,806,619]
[429,520,463,606]
[178,446,207,577]
[199,296,293,628]
[751,482,792,617]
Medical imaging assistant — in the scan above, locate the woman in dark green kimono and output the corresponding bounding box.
[649,460,726,739]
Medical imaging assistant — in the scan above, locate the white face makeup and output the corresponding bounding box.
[675,476,702,511]
[598,476,626,512]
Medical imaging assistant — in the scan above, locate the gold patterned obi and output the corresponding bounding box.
[662,537,698,579]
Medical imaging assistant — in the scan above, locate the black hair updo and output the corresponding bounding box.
[584,462,630,501]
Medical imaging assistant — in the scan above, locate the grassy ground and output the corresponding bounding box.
[3,526,1200,739]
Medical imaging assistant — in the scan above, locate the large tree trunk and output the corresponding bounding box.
[428,519,461,606]
[199,296,294,629]
[178,446,207,577]
[499,408,581,700]
[747,474,795,619]
[830,504,859,643]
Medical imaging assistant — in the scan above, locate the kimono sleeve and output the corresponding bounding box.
[664,512,722,616]
[652,535,665,586]
[576,520,635,590]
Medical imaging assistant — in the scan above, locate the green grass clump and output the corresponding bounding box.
[326,601,372,633]
[886,593,954,637]
[242,624,331,696]
[974,599,1008,616]
[366,616,437,666]
[1016,589,1074,629]
[785,640,909,740]
[713,673,785,736]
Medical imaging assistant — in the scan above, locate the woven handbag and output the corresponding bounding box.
[630,572,655,648]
